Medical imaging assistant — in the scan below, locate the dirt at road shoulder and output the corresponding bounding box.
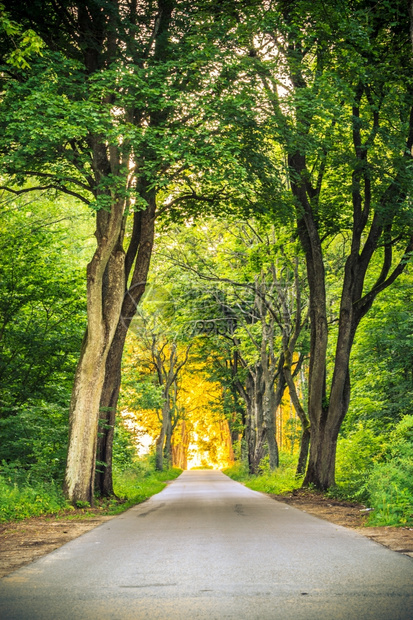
[1,491,412,579]
[268,489,413,558]
[0,515,114,578]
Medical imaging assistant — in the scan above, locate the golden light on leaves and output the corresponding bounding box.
[120,335,234,470]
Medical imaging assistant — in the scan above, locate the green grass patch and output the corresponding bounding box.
[112,465,182,512]
[223,453,302,495]
[0,464,183,523]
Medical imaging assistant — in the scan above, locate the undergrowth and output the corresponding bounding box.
[224,417,413,528]
[0,459,182,523]
[0,474,69,522]
[223,452,301,495]
[113,464,182,510]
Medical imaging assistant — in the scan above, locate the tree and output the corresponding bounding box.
[0,1,257,502]
[121,290,192,471]
[149,338,190,471]
[347,271,413,431]
[120,326,233,470]
[246,0,413,488]
[156,218,309,473]
[0,191,88,411]
[0,191,90,481]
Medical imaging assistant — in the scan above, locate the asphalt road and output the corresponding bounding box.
[0,470,412,619]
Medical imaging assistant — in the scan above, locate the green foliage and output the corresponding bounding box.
[0,474,69,522]
[348,274,413,430]
[223,452,301,494]
[0,5,273,221]
[334,423,384,501]
[0,458,183,523]
[0,3,44,69]
[0,403,69,483]
[110,417,141,473]
[330,416,413,526]
[367,461,413,526]
[75,500,90,510]
[190,465,214,470]
[113,460,182,506]
[0,194,90,411]
[222,461,249,481]
[365,416,413,526]
[0,193,91,490]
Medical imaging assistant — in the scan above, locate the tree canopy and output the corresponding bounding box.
[0,1,412,518]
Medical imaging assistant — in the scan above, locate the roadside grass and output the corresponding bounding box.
[224,438,413,528]
[223,453,302,495]
[0,466,182,523]
[112,465,182,512]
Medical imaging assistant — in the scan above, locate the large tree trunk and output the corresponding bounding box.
[95,342,122,496]
[276,12,413,491]
[283,351,310,478]
[155,424,166,472]
[303,248,360,488]
[96,199,155,496]
[164,417,173,468]
[263,381,278,470]
[296,427,311,478]
[64,203,125,505]
[251,366,266,474]
[243,374,257,474]
[288,151,330,489]
[301,423,337,489]
[172,420,188,469]
[156,398,171,471]
[236,362,284,474]
[244,405,254,472]
[95,0,174,495]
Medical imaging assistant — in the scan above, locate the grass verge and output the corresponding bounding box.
[0,466,182,523]
[223,453,302,495]
[111,466,182,513]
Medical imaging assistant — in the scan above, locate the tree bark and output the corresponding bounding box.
[283,352,310,477]
[151,342,189,471]
[156,395,172,471]
[155,414,167,471]
[95,199,156,496]
[262,371,279,470]
[63,201,126,504]
[296,427,311,478]
[164,417,173,468]
[172,420,189,469]
[94,0,177,494]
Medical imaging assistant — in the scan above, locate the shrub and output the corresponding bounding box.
[366,416,413,526]
[334,422,384,501]
[0,402,69,484]
[0,475,69,522]
[367,460,413,526]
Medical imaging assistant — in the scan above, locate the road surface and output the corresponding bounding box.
[1,470,412,619]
